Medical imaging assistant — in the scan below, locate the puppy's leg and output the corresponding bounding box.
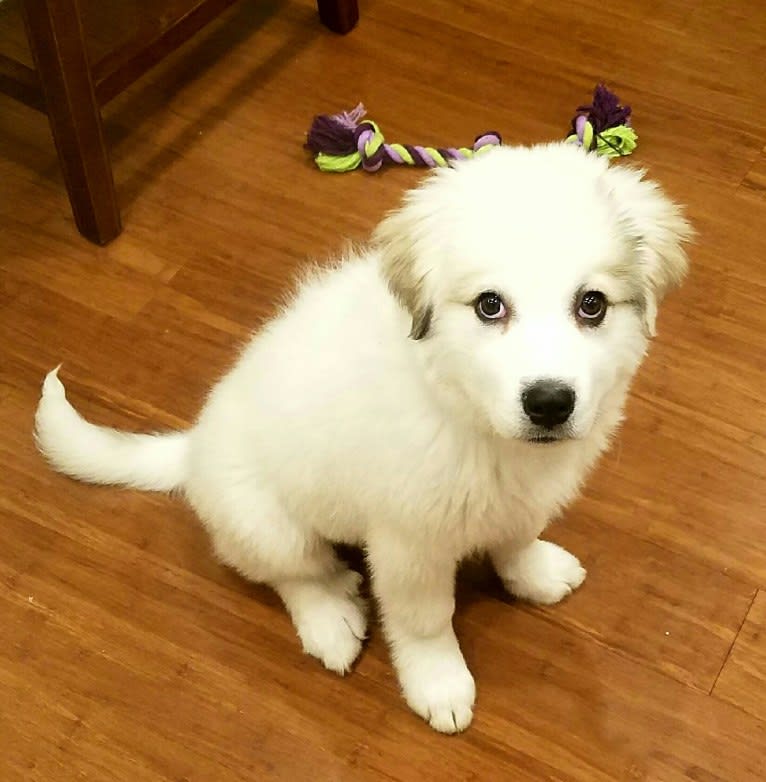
[491,538,586,606]
[197,486,367,674]
[369,537,474,733]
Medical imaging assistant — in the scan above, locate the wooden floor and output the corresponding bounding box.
[2,0,766,779]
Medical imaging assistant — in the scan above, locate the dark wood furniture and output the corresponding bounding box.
[0,0,359,245]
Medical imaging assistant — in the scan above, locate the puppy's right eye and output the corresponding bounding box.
[575,290,608,326]
[475,292,507,322]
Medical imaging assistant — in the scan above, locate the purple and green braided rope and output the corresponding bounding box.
[305,85,636,173]
[306,104,501,173]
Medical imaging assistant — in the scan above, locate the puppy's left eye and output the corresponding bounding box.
[576,291,608,326]
[475,292,507,322]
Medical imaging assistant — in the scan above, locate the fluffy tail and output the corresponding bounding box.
[34,367,189,492]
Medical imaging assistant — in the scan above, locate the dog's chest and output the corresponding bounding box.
[427,444,591,554]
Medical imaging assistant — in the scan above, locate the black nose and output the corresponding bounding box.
[522,381,575,429]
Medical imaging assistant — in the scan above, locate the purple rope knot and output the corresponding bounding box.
[569,84,632,148]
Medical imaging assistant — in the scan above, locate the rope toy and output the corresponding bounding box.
[565,83,638,157]
[305,84,637,173]
[306,104,501,173]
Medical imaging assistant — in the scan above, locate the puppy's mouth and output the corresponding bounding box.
[523,426,575,444]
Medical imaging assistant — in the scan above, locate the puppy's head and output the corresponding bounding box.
[373,143,692,442]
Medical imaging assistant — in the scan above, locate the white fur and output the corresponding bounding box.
[35,368,188,491]
[34,143,691,733]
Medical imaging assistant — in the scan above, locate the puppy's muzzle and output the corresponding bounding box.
[522,381,576,429]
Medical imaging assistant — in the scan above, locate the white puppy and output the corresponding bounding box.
[35,143,691,733]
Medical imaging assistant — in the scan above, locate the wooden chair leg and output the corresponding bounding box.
[317,0,359,34]
[22,0,122,245]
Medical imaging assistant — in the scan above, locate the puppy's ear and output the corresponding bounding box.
[372,206,434,340]
[372,176,448,340]
[606,166,694,337]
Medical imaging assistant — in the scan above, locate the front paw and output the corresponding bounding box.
[500,539,586,605]
[395,635,475,734]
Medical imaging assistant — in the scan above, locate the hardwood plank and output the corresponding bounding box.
[714,591,766,721]
[92,0,244,105]
[741,146,766,199]
[388,0,766,139]
[531,515,756,692]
